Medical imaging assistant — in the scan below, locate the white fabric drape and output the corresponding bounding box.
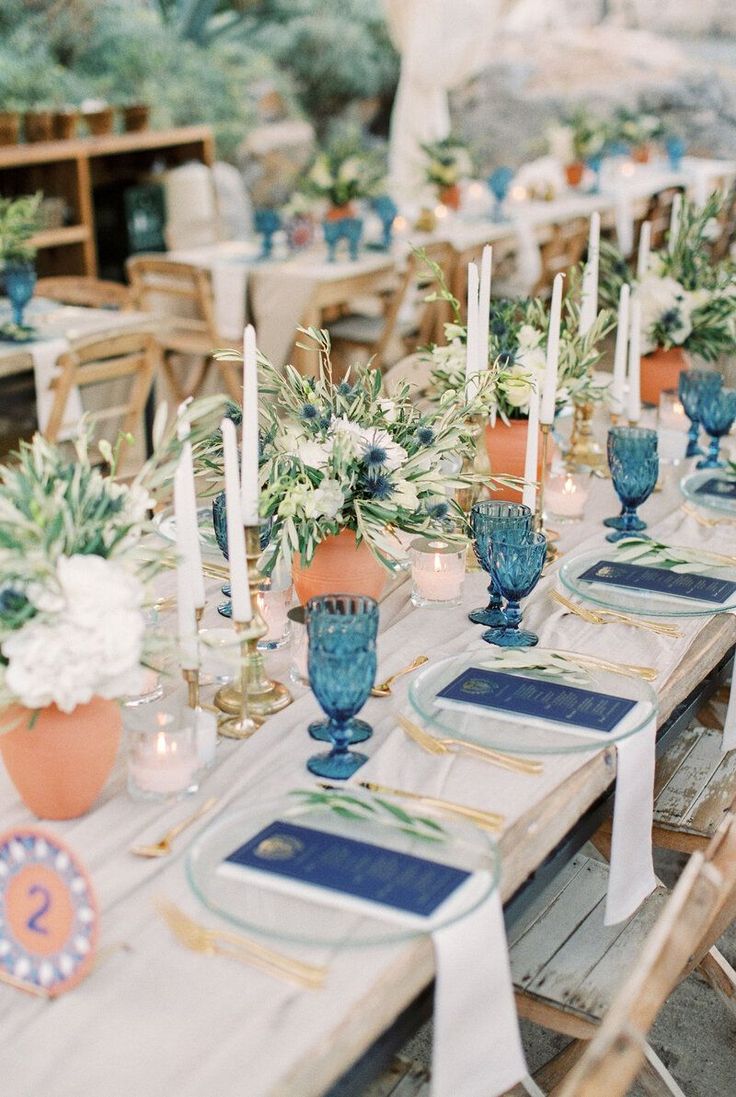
[384,0,497,204]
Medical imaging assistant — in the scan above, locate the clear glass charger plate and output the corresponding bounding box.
[408,649,657,756]
[559,546,736,618]
[186,789,499,948]
[680,469,736,515]
[153,505,222,562]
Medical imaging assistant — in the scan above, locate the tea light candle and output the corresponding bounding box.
[409,538,466,607]
[127,715,199,800]
[545,472,589,521]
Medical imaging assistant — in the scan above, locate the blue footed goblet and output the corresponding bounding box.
[254,209,281,260]
[603,426,658,531]
[212,492,271,618]
[306,595,378,780]
[488,167,514,221]
[679,369,722,458]
[468,501,532,627]
[697,387,736,470]
[5,262,37,328]
[605,427,659,543]
[666,136,685,171]
[482,532,547,648]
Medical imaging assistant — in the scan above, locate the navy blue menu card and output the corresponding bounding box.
[222,820,469,917]
[435,667,636,734]
[578,559,736,605]
[694,477,736,500]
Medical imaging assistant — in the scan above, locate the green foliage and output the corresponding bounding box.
[0,194,42,265]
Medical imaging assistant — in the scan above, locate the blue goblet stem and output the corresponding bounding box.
[685,419,703,458]
[504,600,521,632]
[697,436,724,469]
[468,578,506,627]
[309,717,372,744]
[606,504,649,542]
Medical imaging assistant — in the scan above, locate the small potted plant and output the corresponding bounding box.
[0,192,42,331]
[566,110,609,187]
[302,143,384,220]
[81,98,115,137]
[420,136,473,209]
[614,107,663,163]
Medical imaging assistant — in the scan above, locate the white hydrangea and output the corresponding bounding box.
[637,275,694,354]
[2,555,146,713]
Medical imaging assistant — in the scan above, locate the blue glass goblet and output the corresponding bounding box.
[678,369,722,458]
[469,501,532,627]
[666,136,685,171]
[254,209,281,260]
[482,532,547,648]
[5,262,37,328]
[697,387,736,470]
[488,167,514,221]
[586,154,603,193]
[306,595,378,780]
[603,426,658,530]
[372,195,398,250]
[605,427,659,542]
[212,492,272,618]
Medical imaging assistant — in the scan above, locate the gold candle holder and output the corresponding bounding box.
[533,423,559,563]
[566,401,606,472]
[182,668,199,710]
[214,524,292,723]
[217,620,261,739]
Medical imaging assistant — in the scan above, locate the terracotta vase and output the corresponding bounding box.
[484,418,534,502]
[632,143,652,164]
[565,162,585,188]
[292,529,387,604]
[640,346,690,406]
[0,698,122,820]
[325,203,356,222]
[439,184,461,210]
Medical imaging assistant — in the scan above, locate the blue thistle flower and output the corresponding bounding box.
[660,308,682,334]
[363,472,394,500]
[416,426,435,446]
[299,403,319,421]
[363,444,389,468]
[337,382,353,396]
[426,500,450,520]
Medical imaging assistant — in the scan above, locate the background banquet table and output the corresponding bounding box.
[2,424,735,1097]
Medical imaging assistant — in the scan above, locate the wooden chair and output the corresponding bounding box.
[507,806,736,1096]
[635,187,684,257]
[35,276,132,311]
[326,243,455,370]
[126,256,241,402]
[532,218,589,298]
[44,330,159,463]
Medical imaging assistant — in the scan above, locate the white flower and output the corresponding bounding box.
[637,275,693,353]
[275,422,308,456]
[516,345,547,376]
[299,438,333,470]
[338,156,361,183]
[309,157,333,189]
[2,555,146,712]
[501,365,537,411]
[517,324,543,351]
[391,477,419,510]
[378,398,398,423]
[311,478,344,519]
[360,428,408,471]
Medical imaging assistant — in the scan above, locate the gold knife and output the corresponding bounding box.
[351,781,504,832]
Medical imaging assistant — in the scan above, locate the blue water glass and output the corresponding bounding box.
[488,166,514,221]
[343,217,363,261]
[666,136,685,171]
[482,531,547,648]
[605,427,659,542]
[322,219,341,262]
[372,195,398,250]
[306,595,378,780]
[697,387,736,470]
[212,492,271,617]
[5,263,37,327]
[679,369,722,458]
[254,209,281,260]
[468,501,532,627]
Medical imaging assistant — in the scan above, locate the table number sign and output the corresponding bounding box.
[0,827,98,996]
[579,559,736,604]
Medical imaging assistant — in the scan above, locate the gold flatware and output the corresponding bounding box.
[681,503,736,528]
[397,714,542,775]
[554,651,658,682]
[371,655,429,697]
[158,901,326,989]
[354,781,504,833]
[0,968,51,999]
[130,797,219,858]
[551,590,682,638]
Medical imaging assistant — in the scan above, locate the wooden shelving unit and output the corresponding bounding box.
[0,125,214,278]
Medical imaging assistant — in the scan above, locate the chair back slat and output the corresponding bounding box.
[533,218,589,297]
[35,276,132,311]
[126,256,217,341]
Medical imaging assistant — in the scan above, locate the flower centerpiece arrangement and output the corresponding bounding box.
[599,193,736,402]
[302,142,384,220]
[612,107,663,162]
[563,110,610,187]
[420,136,474,210]
[0,191,42,333]
[0,397,225,820]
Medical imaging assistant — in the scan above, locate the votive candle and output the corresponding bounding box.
[545,472,589,521]
[409,538,466,607]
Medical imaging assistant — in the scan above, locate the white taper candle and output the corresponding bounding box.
[477,245,492,374]
[522,382,540,512]
[636,221,651,280]
[627,298,642,424]
[174,456,199,670]
[540,273,564,425]
[465,261,480,400]
[222,417,252,622]
[668,192,682,254]
[240,324,260,526]
[579,212,600,336]
[611,283,630,414]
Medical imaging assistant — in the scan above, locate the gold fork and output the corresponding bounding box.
[551,590,682,638]
[130,798,219,858]
[158,901,326,989]
[371,655,429,696]
[681,503,736,528]
[397,714,542,775]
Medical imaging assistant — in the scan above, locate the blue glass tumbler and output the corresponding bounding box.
[605,427,659,542]
[306,595,378,780]
[482,531,547,648]
[254,209,281,260]
[488,166,514,221]
[678,369,722,458]
[5,263,37,327]
[469,501,532,627]
[697,387,736,470]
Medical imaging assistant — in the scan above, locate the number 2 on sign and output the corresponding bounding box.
[26,884,51,935]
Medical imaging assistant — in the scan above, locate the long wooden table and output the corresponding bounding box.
[1,432,735,1097]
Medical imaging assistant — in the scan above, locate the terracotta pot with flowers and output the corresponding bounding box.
[302,143,383,222]
[420,136,473,210]
[564,109,609,190]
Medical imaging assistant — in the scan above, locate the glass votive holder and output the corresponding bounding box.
[126,703,200,802]
[255,575,292,651]
[287,605,308,686]
[657,389,688,465]
[409,537,466,608]
[122,667,164,707]
[545,471,590,522]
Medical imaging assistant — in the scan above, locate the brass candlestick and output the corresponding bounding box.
[217,620,260,739]
[566,401,606,472]
[214,524,292,723]
[182,667,199,710]
[534,423,559,563]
